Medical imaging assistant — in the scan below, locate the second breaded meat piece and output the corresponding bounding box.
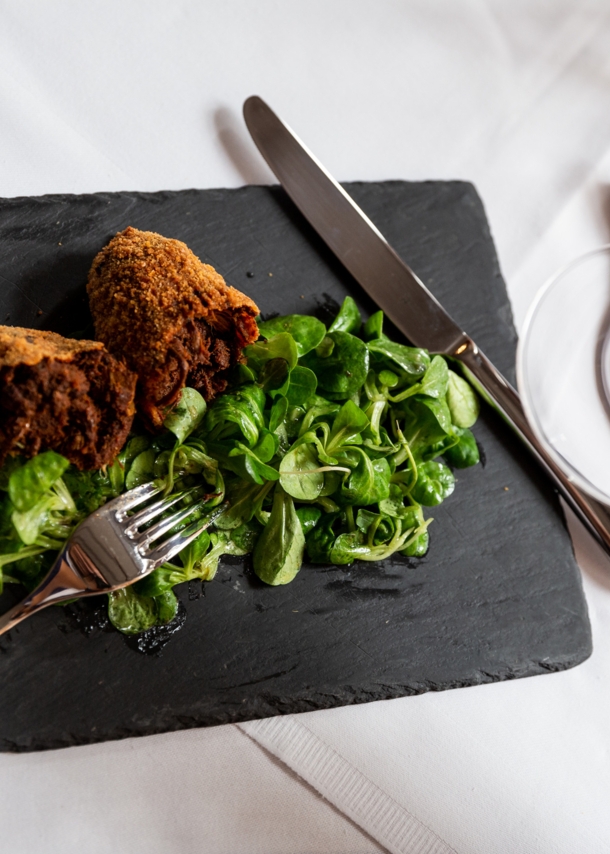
[0,326,136,470]
[87,227,259,429]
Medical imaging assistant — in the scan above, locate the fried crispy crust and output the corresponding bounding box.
[0,326,104,367]
[87,227,260,428]
[0,326,136,470]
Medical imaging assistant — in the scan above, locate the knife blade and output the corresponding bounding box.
[245,97,465,356]
[243,94,610,556]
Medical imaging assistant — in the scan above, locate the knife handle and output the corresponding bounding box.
[457,339,610,555]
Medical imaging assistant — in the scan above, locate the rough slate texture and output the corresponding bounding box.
[0,182,592,753]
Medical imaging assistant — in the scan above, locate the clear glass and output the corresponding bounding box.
[517,245,610,505]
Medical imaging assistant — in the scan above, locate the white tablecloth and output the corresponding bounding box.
[2,3,610,851]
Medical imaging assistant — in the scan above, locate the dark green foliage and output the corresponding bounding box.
[301,330,369,397]
[411,461,455,506]
[8,451,70,513]
[367,338,430,382]
[253,486,305,585]
[108,587,179,635]
[0,300,482,634]
[258,315,326,357]
[443,427,480,468]
[328,296,362,335]
[446,369,480,428]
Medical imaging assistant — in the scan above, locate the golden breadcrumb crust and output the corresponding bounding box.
[0,325,103,368]
[0,325,136,470]
[86,226,259,375]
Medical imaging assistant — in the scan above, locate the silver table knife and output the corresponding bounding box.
[243,94,610,556]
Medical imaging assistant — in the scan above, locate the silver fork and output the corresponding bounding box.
[0,482,226,637]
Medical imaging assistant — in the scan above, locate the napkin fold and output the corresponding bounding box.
[239,717,455,854]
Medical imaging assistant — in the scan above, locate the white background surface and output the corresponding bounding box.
[2,2,610,852]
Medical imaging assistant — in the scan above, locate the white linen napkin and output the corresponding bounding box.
[241,508,610,854]
[240,717,455,854]
[3,3,610,852]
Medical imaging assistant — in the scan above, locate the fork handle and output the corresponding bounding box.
[0,549,95,637]
[457,340,610,555]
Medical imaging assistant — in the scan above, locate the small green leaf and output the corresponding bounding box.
[447,370,480,428]
[9,451,69,513]
[229,520,261,554]
[215,480,270,530]
[418,397,453,436]
[302,331,369,397]
[418,356,449,399]
[378,370,398,388]
[329,296,362,334]
[125,449,157,490]
[258,315,326,357]
[389,354,448,402]
[269,396,289,433]
[108,586,178,635]
[443,427,480,468]
[339,449,391,506]
[401,528,429,557]
[252,430,279,463]
[399,397,454,460]
[120,435,151,470]
[363,310,384,341]
[306,512,341,563]
[163,387,206,444]
[410,460,455,506]
[179,529,213,577]
[204,391,262,447]
[245,332,299,371]
[156,590,179,624]
[280,443,325,501]
[295,506,322,536]
[228,442,280,484]
[258,358,290,393]
[367,338,430,381]
[134,565,188,597]
[378,483,408,518]
[327,400,370,452]
[108,457,124,495]
[12,495,55,545]
[286,366,318,407]
[315,336,335,358]
[329,531,367,565]
[253,486,305,585]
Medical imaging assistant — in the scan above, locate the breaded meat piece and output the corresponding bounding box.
[87,227,260,430]
[0,326,136,470]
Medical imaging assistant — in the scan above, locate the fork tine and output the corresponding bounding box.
[135,499,208,549]
[112,481,163,519]
[122,487,198,537]
[146,503,228,567]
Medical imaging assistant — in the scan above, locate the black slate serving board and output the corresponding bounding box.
[0,181,591,752]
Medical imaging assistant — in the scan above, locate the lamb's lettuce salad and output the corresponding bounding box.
[0,298,481,640]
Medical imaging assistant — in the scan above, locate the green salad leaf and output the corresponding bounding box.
[328,295,361,335]
[301,330,369,397]
[443,426,480,468]
[163,387,207,444]
[9,451,69,513]
[253,486,305,585]
[0,295,482,645]
[367,338,430,381]
[258,314,326,357]
[446,369,480,428]
[108,587,179,635]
